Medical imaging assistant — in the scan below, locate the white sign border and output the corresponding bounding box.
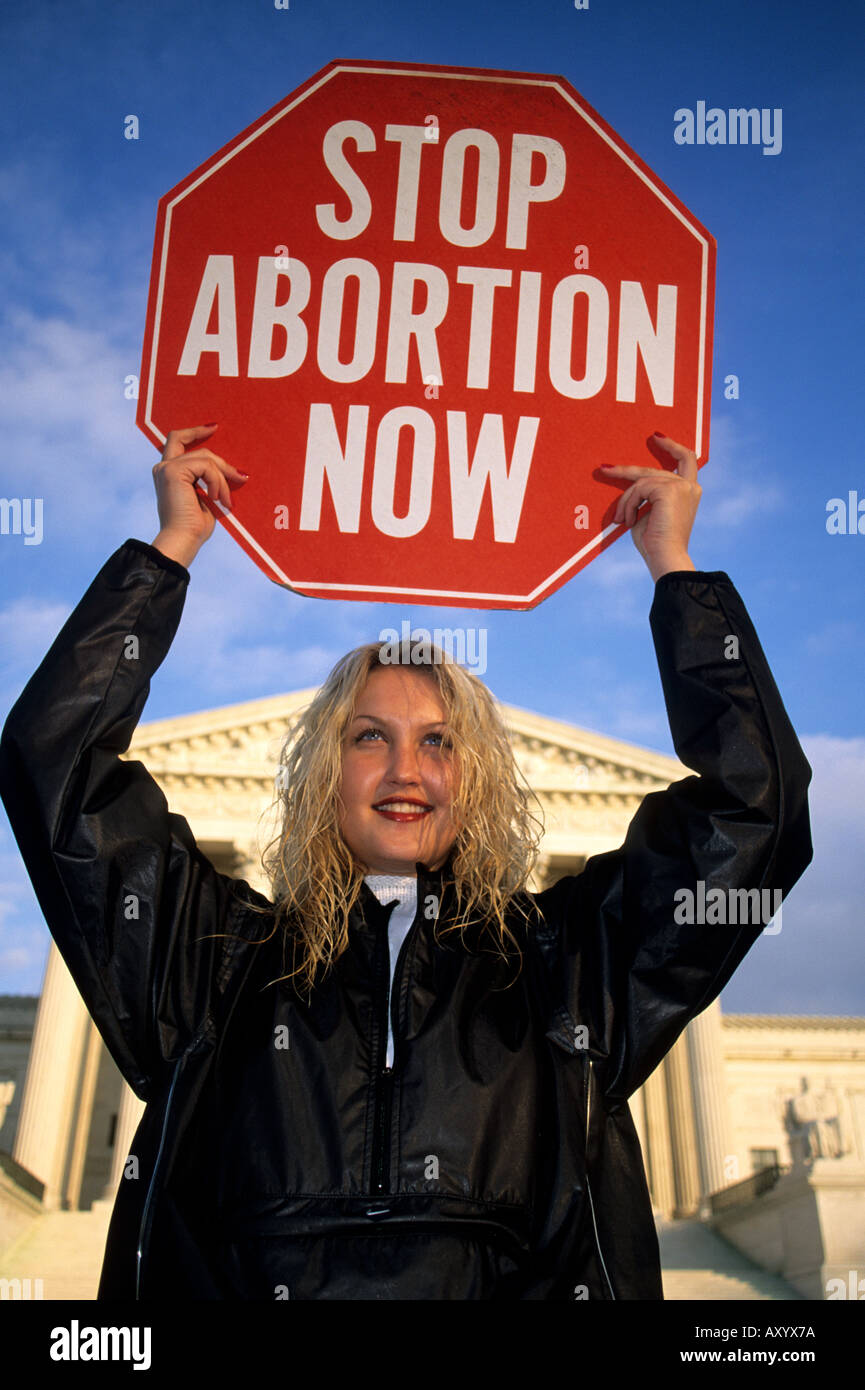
[143,62,712,607]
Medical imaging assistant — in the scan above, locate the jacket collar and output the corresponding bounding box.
[354,856,452,931]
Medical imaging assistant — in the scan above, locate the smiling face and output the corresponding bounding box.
[338,664,460,875]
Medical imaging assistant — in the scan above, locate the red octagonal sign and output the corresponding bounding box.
[138,58,715,609]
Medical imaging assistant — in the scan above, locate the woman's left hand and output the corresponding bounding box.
[601,433,702,581]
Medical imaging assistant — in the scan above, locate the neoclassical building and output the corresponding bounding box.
[1,689,863,1299]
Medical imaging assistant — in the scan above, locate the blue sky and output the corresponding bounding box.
[1,0,863,1012]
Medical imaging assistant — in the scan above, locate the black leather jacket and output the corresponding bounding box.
[0,539,813,1300]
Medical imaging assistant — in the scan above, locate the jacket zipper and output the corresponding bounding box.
[135,1055,183,1300]
[584,1056,616,1300]
[368,895,421,1200]
[370,913,393,1198]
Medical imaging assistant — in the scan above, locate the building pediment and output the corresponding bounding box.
[126,690,685,795]
[123,689,688,869]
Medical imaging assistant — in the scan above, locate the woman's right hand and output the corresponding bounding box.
[151,424,248,568]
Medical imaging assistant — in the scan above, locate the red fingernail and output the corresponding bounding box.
[653,431,666,438]
[204,421,218,427]
[600,463,616,468]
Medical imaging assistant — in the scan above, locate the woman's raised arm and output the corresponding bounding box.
[532,437,813,1105]
[0,431,259,1099]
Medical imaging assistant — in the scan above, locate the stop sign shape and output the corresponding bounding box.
[138,58,714,609]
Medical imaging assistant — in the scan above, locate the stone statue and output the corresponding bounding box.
[0,1079,15,1131]
[785,1077,846,1163]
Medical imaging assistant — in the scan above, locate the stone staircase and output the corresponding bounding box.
[0,1202,113,1299]
[0,1203,805,1300]
[656,1212,804,1300]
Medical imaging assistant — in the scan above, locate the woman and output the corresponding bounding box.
[0,426,813,1300]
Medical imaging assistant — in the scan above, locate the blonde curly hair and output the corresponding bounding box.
[257,638,544,993]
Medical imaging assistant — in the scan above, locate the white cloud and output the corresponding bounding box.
[0,157,153,547]
[0,152,149,324]
[696,413,786,532]
[564,412,789,621]
[578,542,649,625]
[0,308,141,454]
[0,597,72,715]
[802,620,861,659]
[142,527,393,709]
[0,826,50,993]
[723,733,865,1014]
[0,318,153,572]
[0,596,70,661]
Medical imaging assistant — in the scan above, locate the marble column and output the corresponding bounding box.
[12,942,92,1209]
[237,844,271,896]
[64,1019,102,1209]
[643,1063,676,1217]
[528,854,551,894]
[107,1080,146,1192]
[629,1083,651,1179]
[686,998,735,1204]
[664,1032,702,1216]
